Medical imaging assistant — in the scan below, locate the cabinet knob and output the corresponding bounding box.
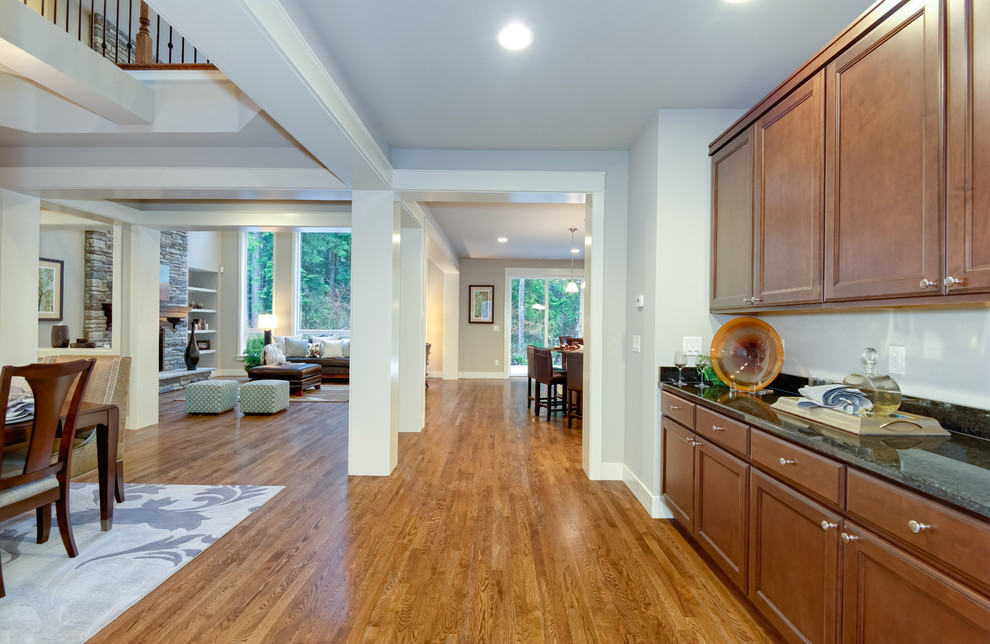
[821,520,837,531]
[919,278,938,289]
[711,425,725,432]
[840,532,858,544]
[943,276,963,288]
[908,520,931,534]
[750,297,762,304]
[779,457,796,466]
[742,297,752,304]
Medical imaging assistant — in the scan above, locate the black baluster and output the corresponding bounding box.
[168,26,173,63]
[114,0,120,62]
[101,0,107,58]
[127,0,133,63]
[181,37,185,63]
[156,14,160,63]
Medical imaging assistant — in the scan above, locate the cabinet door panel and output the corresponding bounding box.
[750,470,841,644]
[825,0,942,301]
[711,128,755,310]
[661,417,696,531]
[946,0,990,293]
[754,72,824,305]
[841,524,990,644]
[696,440,749,592]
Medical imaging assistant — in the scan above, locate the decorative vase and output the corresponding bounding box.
[51,324,70,348]
[184,323,200,370]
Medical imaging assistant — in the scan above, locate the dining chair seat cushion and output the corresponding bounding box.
[0,453,58,508]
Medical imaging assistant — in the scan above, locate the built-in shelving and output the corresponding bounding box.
[188,268,220,368]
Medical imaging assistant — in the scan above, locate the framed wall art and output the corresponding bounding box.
[38,257,64,321]
[469,285,494,324]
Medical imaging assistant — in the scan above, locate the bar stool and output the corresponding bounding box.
[565,351,583,428]
[533,347,566,419]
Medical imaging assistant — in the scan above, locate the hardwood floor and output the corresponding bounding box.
[83,379,781,643]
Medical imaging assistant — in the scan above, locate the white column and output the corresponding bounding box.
[583,193,606,479]
[120,224,161,429]
[0,190,40,365]
[398,226,426,432]
[441,271,460,380]
[273,232,298,335]
[349,191,400,475]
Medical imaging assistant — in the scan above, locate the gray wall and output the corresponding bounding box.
[38,229,85,348]
[427,261,445,373]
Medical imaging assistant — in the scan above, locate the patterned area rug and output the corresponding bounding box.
[0,483,282,643]
[293,384,348,403]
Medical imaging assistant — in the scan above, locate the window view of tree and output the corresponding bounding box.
[510,277,583,368]
[300,232,351,331]
[245,231,274,329]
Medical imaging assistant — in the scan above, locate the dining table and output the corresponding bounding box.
[4,401,120,530]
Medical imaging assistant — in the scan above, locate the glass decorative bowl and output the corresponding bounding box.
[710,317,784,393]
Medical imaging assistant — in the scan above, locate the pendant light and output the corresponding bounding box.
[565,227,580,293]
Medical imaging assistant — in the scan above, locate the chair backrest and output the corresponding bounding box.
[533,347,555,383]
[526,345,537,379]
[0,359,94,490]
[41,354,130,420]
[566,351,584,392]
[568,337,584,346]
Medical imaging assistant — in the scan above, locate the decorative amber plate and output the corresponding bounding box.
[710,317,784,393]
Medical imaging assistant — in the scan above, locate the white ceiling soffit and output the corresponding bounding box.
[294,0,875,151]
[427,202,586,260]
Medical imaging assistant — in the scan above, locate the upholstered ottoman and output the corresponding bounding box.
[240,380,290,414]
[247,363,321,395]
[185,379,239,414]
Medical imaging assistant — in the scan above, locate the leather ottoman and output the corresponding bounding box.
[247,363,321,396]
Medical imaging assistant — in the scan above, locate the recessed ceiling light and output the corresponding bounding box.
[725,0,750,3]
[497,236,508,243]
[498,22,532,50]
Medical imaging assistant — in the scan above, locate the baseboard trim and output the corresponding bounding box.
[458,372,507,379]
[623,465,673,519]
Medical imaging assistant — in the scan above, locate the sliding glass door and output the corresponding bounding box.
[509,277,583,374]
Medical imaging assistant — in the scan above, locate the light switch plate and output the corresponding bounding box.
[888,345,906,375]
[493,325,499,331]
[683,336,703,356]
[632,335,641,352]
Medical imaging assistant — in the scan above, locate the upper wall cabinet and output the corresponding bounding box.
[753,72,824,306]
[824,0,942,302]
[709,0,989,311]
[711,127,755,310]
[946,0,990,294]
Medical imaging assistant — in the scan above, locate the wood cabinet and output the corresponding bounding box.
[824,0,943,301]
[695,440,749,592]
[946,0,990,294]
[749,470,841,644]
[661,416,696,531]
[840,523,990,644]
[753,72,824,306]
[710,127,755,310]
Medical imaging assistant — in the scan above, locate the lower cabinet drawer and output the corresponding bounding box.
[661,391,696,429]
[751,430,845,507]
[696,406,749,458]
[846,469,990,594]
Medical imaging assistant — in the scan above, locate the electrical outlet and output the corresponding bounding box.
[495,359,500,367]
[683,336,703,356]
[493,325,500,331]
[888,345,906,375]
[632,335,641,352]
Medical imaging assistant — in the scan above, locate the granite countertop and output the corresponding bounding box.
[658,377,990,519]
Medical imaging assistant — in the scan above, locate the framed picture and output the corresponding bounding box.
[196,340,211,351]
[468,285,494,324]
[38,257,64,321]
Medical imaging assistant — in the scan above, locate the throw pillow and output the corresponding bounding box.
[284,336,309,357]
[321,338,345,358]
[261,344,287,365]
[341,338,351,358]
[307,342,322,357]
[273,335,287,354]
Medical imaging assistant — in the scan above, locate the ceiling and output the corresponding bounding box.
[293,0,876,151]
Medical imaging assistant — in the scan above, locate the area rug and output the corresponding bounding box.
[0,482,282,644]
[292,384,348,403]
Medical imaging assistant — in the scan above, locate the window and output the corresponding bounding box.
[509,276,583,373]
[244,231,274,353]
[299,232,351,332]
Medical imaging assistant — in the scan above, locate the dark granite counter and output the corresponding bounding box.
[658,376,990,519]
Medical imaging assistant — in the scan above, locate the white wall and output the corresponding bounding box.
[38,229,85,348]
[427,260,445,374]
[187,231,222,271]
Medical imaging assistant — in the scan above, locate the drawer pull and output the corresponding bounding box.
[919,278,938,289]
[908,520,932,534]
[711,425,725,432]
[821,520,837,532]
[669,405,681,410]
[779,457,797,466]
[840,532,858,544]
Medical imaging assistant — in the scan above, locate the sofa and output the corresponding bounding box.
[272,334,350,382]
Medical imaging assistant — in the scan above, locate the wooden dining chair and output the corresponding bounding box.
[565,351,584,428]
[526,345,537,410]
[533,347,566,420]
[0,359,95,598]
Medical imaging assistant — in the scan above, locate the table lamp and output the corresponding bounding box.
[258,314,278,346]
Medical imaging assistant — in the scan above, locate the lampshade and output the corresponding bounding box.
[257,314,278,330]
[565,280,580,293]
